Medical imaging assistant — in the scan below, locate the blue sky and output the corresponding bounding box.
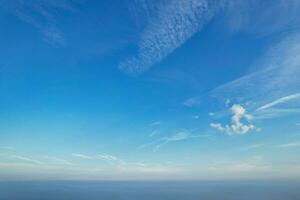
[0,0,300,180]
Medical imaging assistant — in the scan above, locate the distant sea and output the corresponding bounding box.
[0,180,299,200]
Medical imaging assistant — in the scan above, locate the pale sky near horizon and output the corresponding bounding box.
[0,0,300,180]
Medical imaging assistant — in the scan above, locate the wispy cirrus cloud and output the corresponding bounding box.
[0,146,15,151]
[120,0,218,74]
[140,131,214,151]
[240,143,265,151]
[43,156,73,166]
[257,93,300,111]
[212,32,300,119]
[221,0,300,36]
[277,142,300,148]
[208,156,270,173]
[1,0,82,46]
[71,153,93,159]
[12,155,43,165]
[71,153,118,163]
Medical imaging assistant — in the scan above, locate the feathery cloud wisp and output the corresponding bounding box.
[2,0,81,46]
[277,142,300,148]
[257,93,300,111]
[12,155,43,165]
[212,33,300,119]
[140,131,213,151]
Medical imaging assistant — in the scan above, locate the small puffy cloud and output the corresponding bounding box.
[210,104,257,135]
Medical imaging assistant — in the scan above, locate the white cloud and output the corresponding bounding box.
[72,153,119,163]
[210,104,257,135]
[149,121,163,126]
[221,0,300,36]
[44,156,73,166]
[12,155,43,165]
[257,93,300,111]
[148,129,162,137]
[183,97,201,107]
[209,156,270,173]
[208,112,215,116]
[120,0,217,74]
[0,146,15,150]
[140,131,213,151]
[2,0,81,46]
[212,33,300,119]
[71,153,93,159]
[277,142,300,148]
[241,143,265,151]
[96,154,118,162]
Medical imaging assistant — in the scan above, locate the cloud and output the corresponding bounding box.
[71,153,93,159]
[212,32,300,119]
[193,115,200,119]
[148,129,162,137]
[257,93,300,111]
[183,97,201,107]
[241,143,265,151]
[120,0,217,74]
[2,0,81,46]
[209,156,270,173]
[221,0,300,36]
[72,153,118,163]
[95,154,118,162]
[277,142,300,148]
[149,121,163,126]
[210,104,257,135]
[12,155,43,165]
[44,156,73,166]
[0,146,15,150]
[140,131,214,151]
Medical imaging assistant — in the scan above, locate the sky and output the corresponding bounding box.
[0,0,300,181]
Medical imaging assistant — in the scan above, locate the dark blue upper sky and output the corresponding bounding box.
[0,0,300,180]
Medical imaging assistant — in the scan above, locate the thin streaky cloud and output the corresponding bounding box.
[95,154,118,162]
[12,155,43,165]
[71,153,93,159]
[0,146,15,150]
[72,153,118,163]
[241,143,265,151]
[257,93,300,111]
[140,131,214,152]
[3,0,82,46]
[277,142,300,148]
[44,156,73,166]
[212,33,300,118]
